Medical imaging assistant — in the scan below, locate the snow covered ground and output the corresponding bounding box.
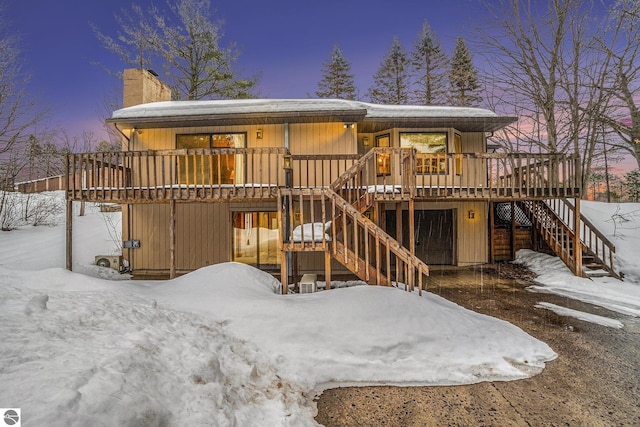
[516,201,640,319]
[0,192,637,426]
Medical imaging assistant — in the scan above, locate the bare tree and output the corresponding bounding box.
[478,0,612,194]
[0,3,48,203]
[590,0,640,169]
[94,0,259,100]
[0,6,45,178]
[91,4,157,72]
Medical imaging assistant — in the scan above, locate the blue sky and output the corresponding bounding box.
[6,0,482,141]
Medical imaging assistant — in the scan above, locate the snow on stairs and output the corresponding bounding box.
[519,200,619,280]
[581,254,613,278]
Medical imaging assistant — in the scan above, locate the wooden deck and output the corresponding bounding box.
[65,148,582,203]
[63,147,619,287]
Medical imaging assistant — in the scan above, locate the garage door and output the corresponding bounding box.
[387,209,454,265]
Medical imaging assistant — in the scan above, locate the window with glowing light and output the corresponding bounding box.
[400,132,447,174]
[375,134,391,175]
[176,133,246,184]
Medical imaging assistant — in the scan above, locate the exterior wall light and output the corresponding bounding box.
[282,154,293,170]
[256,129,263,139]
[344,123,354,129]
[362,136,370,146]
[468,210,475,219]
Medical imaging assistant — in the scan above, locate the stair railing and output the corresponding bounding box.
[521,199,618,278]
[329,148,415,212]
[542,199,617,277]
[279,188,430,293]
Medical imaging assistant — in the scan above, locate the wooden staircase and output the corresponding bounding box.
[519,199,618,279]
[278,148,428,294]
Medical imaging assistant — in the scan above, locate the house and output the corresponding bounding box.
[64,69,617,292]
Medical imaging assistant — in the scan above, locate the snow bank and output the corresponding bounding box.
[514,202,640,320]
[0,193,561,425]
[0,275,313,426]
[516,249,640,318]
[581,201,640,283]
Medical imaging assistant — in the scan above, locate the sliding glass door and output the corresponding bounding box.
[232,211,279,268]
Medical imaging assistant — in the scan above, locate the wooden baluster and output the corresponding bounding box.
[375,232,381,285]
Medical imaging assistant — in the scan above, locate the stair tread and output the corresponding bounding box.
[582,268,611,277]
[583,262,604,268]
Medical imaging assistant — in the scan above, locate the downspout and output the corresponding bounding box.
[284,123,293,282]
[113,123,134,272]
[113,124,132,150]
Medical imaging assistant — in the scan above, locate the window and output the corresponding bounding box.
[375,134,391,175]
[176,133,245,185]
[400,132,447,174]
[454,133,462,175]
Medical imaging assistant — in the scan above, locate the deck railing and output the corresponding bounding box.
[66,148,288,201]
[290,154,360,188]
[414,152,580,199]
[329,148,414,211]
[65,148,581,202]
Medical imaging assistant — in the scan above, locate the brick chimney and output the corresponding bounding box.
[122,68,171,108]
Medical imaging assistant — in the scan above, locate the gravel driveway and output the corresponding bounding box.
[315,264,640,426]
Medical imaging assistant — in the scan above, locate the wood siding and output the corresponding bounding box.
[132,124,285,151]
[493,227,533,261]
[124,200,299,273]
[124,202,231,272]
[115,126,487,273]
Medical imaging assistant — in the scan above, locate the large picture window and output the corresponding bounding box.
[400,132,448,174]
[176,133,245,185]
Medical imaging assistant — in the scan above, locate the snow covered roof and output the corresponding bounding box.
[108,99,516,132]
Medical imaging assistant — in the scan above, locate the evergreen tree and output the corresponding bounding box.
[316,44,357,100]
[448,37,482,106]
[624,169,640,202]
[367,36,411,105]
[411,21,448,105]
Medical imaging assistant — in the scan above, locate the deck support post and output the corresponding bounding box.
[396,202,404,284]
[281,251,288,294]
[169,200,176,279]
[66,200,73,271]
[292,252,298,285]
[574,197,582,276]
[374,201,380,227]
[510,201,516,260]
[488,202,495,263]
[396,202,403,247]
[409,199,415,256]
[324,251,332,290]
